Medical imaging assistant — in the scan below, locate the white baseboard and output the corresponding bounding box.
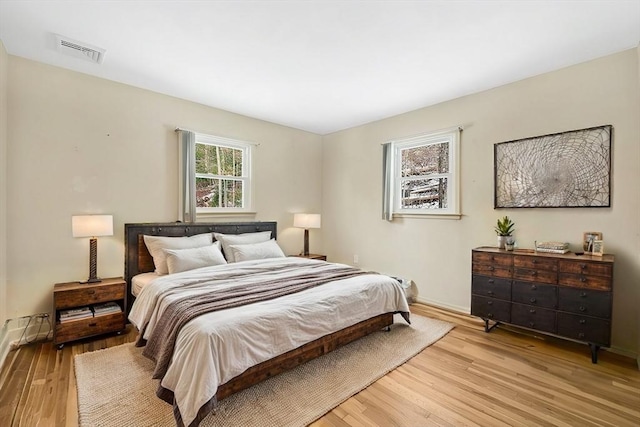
[0,319,52,369]
[415,296,469,314]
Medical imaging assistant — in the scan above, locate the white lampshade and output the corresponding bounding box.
[293,213,321,229]
[72,215,114,238]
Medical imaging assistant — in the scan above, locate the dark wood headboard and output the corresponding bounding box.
[124,221,278,315]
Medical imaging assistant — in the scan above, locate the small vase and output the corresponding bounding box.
[505,243,515,251]
[497,236,507,249]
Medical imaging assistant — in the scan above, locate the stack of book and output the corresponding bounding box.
[59,306,93,323]
[92,302,122,317]
[535,241,570,254]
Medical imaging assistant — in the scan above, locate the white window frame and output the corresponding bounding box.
[387,129,461,218]
[194,133,254,214]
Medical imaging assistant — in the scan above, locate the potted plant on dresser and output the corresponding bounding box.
[495,216,515,249]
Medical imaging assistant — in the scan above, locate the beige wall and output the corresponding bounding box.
[6,57,323,320]
[323,49,640,357]
[0,40,7,327]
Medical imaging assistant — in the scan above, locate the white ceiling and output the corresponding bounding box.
[1,1,639,135]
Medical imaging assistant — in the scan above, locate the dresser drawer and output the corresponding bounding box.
[511,303,556,334]
[472,252,513,268]
[55,282,125,309]
[557,313,610,346]
[559,260,612,277]
[55,312,125,344]
[512,281,557,309]
[558,273,611,291]
[472,275,511,300]
[471,295,510,323]
[558,287,611,318]
[513,268,557,285]
[472,264,512,279]
[514,256,558,272]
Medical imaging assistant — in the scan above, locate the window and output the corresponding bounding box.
[195,134,251,211]
[383,129,460,219]
[178,130,253,221]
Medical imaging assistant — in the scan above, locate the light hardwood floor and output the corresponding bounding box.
[0,304,638,426]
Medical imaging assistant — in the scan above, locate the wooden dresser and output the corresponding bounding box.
[471,247,614,363]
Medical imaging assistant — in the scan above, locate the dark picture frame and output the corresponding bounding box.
[494,125,612,208]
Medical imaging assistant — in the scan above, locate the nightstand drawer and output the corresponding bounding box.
[55,282,125,309]
[55,312,125,344]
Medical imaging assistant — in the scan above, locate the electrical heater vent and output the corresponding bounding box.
[55,35,105,64]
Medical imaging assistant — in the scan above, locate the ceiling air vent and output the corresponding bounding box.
[55,34,105,64]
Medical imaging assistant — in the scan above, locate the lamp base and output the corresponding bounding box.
[80,277,102,284]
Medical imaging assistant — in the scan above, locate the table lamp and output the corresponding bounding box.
[293,213,321,256]
[72,214,113,283]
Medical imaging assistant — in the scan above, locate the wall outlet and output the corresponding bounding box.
[353,254,359,264]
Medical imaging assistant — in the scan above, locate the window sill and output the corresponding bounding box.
[392,212,462,220]
[196,211,257,221]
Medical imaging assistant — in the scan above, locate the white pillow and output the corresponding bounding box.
[143,233,213,275]
[164,245,227,275]
[229,239,285,262]
[213,231,272,262]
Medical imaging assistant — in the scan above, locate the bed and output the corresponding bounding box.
[124,222,410,427]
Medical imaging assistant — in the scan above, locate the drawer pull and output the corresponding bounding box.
[88,322,97,327]
[487,291,494,296]
[580,292,587,298]
[487,313,493,318]
[579,319,586,324]
[529,298,536,303]
[529,309,536,314]
[580,263,586,270]
[487,301,493,305]
[491,256,495,261]
[488,279,494,284]
[87,289,96,295]
[528,322,535,327]
[532,260,537,264]
[531,285,537,290]
[580,277,587,283]
[579,306,586,312]
[578,333,585,339]
[531,271,537,276]
[488,266,495,271]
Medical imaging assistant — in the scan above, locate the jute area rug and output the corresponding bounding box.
[74,314,453,427]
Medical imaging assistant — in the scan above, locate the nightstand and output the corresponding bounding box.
[53,277,126,349]
[292,254,327,261]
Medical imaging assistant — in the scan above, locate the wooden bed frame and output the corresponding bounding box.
[124,222,394,403]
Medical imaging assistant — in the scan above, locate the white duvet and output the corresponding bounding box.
[128,257,410,427]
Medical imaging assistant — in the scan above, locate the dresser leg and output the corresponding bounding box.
[589,343,600,364]
[483,319,499,332]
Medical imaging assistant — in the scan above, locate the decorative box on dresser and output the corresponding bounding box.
[53,277,126,349]
[471,247,614,363]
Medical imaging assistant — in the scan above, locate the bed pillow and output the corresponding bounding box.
[165,244,227,275]
[213,231,272,262]
[229,239,285,263]
[143,233,213,275]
